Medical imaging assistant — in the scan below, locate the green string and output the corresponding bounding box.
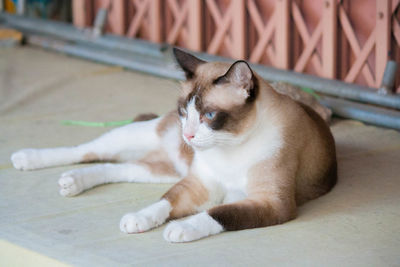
[300,87,320,99]
[62,86,318,127]
[61,119,133,127]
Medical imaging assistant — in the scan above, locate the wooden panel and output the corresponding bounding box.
[375,0,391,87]
[126,0,161,42]
[322,0,337,79]
[275,0,290,69]
[164,0,202,51]
[338,0,375,87]
[248,0,276,65]
[94,0,126,35]
[72,0,93,28]
[204,0,246,59]
[292,0,324,76]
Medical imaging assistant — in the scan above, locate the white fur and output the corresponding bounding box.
[223,189,247,204]
[11,149,38,171]
[58,163,180,197]
[161,125,189,177]
[120,199,172,233]
[11,118,161,170]
[163,211,223,242]
[11,148,82,171]
[11,116,183,199]
[182,97,200,143]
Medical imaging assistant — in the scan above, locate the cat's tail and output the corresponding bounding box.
[133,113,159,122]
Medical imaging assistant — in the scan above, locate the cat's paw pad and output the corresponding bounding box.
[58,172,84,197]
[120,213,157,234]
[163,221,204,243]
[11,149,39,171]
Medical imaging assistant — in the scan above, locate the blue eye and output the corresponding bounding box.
[205,111,216,120]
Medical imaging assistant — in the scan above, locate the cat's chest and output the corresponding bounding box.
[193,147,262,192]
[192,128,282,192]
[195,151,248,189]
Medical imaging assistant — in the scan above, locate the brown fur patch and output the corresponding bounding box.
[133,113,158,122]
[271,82,332,123]
[207,97,257,134]
[162,175,209,219]
[173,48,206,79]
[156,111,180,137]
[203,84,248,110]
[138,150,178,176]
[179,81,193,99]
[179,142,194,166]
[209,199,281,231]
[247,157,297,222]
[294,103,337,204]
[82,152,99,163]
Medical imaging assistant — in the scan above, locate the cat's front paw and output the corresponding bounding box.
[163,221,204,243]
[11,149,40,171]
[120,200,171,234]
[120,213,158,234]
[58,171,84,197]
[163,212,223,243]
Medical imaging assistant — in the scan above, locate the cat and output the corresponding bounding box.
[270,82,332,123]
[11,48,337,243]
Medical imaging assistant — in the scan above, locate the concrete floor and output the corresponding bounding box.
[1,46,400,266]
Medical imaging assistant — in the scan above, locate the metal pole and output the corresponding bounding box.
[0,12,164,58]
[92,7,108,37]
[26,35,184,80]
[379,60,398,95]
[250,64,400,110]
[320,97,400,130]
[17,0,25,15]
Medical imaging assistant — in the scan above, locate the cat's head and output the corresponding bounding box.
[173,48,259,150]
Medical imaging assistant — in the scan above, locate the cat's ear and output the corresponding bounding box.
[173,48,206,79]
[215,60,254,90]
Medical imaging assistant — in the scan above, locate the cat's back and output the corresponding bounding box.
[260,83,337,205]
[297,101,337,196]
[289,99,337,205]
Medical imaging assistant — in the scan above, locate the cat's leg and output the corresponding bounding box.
[11,119,161,171]
[120,175,214,234]
[59,162,181,197]
[163,197,296,243]
[163,167,297,243]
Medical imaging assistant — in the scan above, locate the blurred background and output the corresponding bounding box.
[2,0,400,92]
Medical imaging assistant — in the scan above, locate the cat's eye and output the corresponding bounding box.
[205,111,216,120]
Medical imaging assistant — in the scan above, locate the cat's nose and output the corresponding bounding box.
[184,133,195,141]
